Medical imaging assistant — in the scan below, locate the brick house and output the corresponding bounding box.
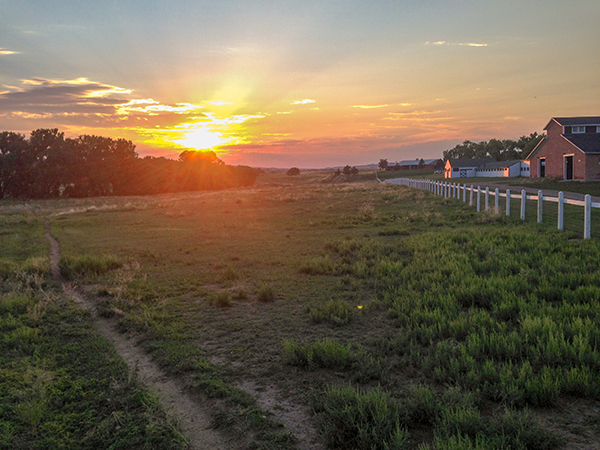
[527,117,600,180]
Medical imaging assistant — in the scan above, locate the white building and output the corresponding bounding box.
[445,158,530,179]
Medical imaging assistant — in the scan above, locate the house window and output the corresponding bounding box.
[572,126,585,134]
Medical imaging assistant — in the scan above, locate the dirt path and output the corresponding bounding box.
[44,219,229,450]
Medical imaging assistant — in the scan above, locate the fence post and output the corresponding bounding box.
[584,194,591,239]
[537,190,543,223]
[457,183,461,199]
[506,189,511,216]
[485,187,489,211]
[558,191,564,230]
[495,188,499,214]
[463,184,466,202]
[520,189,526,220]
[469,185,474,206]
[477,186,481,212]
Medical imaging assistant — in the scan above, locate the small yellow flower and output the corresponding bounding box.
[357,305,363,309]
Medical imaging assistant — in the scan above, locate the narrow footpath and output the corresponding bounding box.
[45,219,229,450]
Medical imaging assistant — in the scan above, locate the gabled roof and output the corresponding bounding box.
[478,160,522,169]
[548,116,600,128]
[562,133,600,154]
[396,158,441,166]
[447,158,495,168]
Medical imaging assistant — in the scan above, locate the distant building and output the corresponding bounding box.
[386,158,443,171]
[444,158,529,179]
[527,117,600,180]
[444,158,495,178]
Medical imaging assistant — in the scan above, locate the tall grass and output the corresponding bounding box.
[59,254,123,279]
[313,385,409,450]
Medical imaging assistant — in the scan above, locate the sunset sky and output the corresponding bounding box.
[1,1,598,168]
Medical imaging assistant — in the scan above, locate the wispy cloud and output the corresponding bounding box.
[292,99,315,105]
[353,104,389,109]
[0,48,19,55]
[117,100,204,116]
[208,100,234,106]
[425,41,487,47]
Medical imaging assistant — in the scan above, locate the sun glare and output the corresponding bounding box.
[176,128,224,150]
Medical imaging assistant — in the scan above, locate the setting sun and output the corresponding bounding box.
[176,127,224,150]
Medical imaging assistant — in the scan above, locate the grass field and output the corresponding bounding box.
[2,168,600,449]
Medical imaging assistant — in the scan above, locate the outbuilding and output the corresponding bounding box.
[444,158,495,178]
[527,117,600,180]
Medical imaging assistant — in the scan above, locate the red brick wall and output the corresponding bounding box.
[586,154,600,180]
[530,121,585,179]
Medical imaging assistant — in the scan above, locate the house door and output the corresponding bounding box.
[539,158,546,178]
[564,155,573,180]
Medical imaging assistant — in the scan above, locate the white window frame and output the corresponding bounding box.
[572,126,585,134]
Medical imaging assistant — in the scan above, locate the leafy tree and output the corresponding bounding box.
[342,165,353,176]
[0,128,262,199]
[287,167,300,176]
[378,159,388,170]
[351,166,359,176]
[0,131,27,198]
[442,132,545,162]
[418,158,425,169]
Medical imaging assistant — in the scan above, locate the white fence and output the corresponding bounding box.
[386,177,599,239]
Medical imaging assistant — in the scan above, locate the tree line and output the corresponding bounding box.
[442,132,544,161]
[0,129,261,199]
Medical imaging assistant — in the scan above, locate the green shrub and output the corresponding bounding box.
[282,338,354,369]
[309,298,353,325]
[314,385,408,450]
[0,259,18,278]
[209,291,232,308]
[220,264,240,282]
[488,408,561,450]
[257,284,276,302]
[59,254,122,279]
[298,256,337,275]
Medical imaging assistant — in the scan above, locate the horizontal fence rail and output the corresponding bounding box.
[385,177,599,239]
